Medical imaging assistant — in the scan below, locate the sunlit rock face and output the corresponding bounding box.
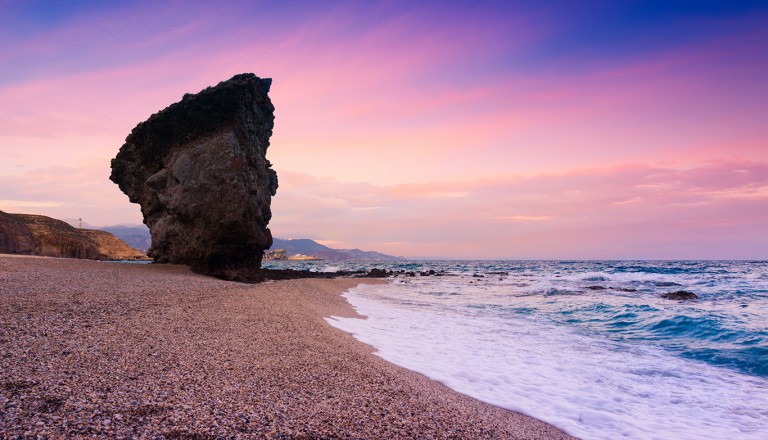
[110,73,278,279]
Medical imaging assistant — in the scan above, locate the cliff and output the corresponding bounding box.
[0,211,147,260]
[80,229,149,260]
[12,213,102,259]
[0,211,36,255]
[110,73,278,280]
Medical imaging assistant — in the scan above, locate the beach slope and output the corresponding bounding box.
[0,256,572,438]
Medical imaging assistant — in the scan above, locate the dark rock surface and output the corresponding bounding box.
[110,73,278,279]
[0,211,36,255]
[661,291,699,301]
[366,268,390,278]
[218,268,396,283]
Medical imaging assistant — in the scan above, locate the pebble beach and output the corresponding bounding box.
[0,255,573,439]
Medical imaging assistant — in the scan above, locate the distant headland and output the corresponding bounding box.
[0,211,148,261]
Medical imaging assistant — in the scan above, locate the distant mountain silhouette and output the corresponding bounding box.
[64,219,152,254]
[271,238,403,261]
[100,225,152,254]
[94,224,402,261]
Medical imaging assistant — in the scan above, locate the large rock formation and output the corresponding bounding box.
[0,211,146,260]
[110,73,278,279]
[0,211,36,255]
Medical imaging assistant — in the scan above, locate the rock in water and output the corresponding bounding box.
[110,73,278,279]
[661,291,699,301]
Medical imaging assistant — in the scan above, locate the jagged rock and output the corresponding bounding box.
[80,230,149,260]
[110,73,278,279]
[0,211,36,255]
[661,291,699,301]
[10,213,101,259]
[366,268,390,278]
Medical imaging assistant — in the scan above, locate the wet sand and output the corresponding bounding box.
[0,255,574,439]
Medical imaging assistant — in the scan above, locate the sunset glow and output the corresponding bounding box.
[1,0,766,258]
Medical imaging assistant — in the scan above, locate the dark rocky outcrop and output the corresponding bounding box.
[110,73,278,280]
[366,268,391,278]
[0,211,36,255]
[661,291,699,301]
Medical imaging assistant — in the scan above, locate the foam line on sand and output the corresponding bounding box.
[0,255,573,438]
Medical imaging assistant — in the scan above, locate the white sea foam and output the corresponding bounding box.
[327,283,768,440]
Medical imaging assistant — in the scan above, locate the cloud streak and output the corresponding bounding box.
[1,2,767,258]
[270,160,768,259]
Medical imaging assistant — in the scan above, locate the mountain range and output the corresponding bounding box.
[271,238,403,261]
[68,222,402,261]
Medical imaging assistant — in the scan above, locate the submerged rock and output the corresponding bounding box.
[110,73,278,279]
[661,291,699,301]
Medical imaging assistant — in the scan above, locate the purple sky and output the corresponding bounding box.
[1,1,767,259]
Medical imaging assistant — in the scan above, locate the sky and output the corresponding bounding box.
[1,0,767,259]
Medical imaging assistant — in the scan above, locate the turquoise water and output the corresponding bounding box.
[268,259,768,377]
[266,260,768,438]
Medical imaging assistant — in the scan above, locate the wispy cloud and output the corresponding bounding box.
[270,160,768,259]
[0,163,141,226]
[0,199,64,208]
[1,2,767,258]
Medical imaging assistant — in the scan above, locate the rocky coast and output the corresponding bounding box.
[0,255,573,439]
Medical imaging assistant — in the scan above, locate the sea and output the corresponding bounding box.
[262,260,768,440]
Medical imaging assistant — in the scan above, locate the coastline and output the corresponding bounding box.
[0,255,573,438]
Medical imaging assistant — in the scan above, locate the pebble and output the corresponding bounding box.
[0,256,574,439]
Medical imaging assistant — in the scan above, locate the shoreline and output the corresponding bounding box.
[0,255,573,438]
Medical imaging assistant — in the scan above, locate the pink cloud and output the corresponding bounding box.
[2,3,766,259]
[0,162,141,226]
[269,160,768,259]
